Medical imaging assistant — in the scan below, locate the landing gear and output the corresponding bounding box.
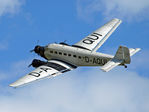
[121,64,128,68]
[124,65,127,68]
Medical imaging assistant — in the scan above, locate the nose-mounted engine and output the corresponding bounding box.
[30,45,47,59]
[28,59,47,68]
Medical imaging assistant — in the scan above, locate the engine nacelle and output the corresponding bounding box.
[31,45,48,60]
[29,59,47,68]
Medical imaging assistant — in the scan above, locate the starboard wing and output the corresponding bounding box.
[73,18,122,52]
[9,60,77,87]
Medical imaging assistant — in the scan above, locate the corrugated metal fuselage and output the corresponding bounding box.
[44,44,114,66]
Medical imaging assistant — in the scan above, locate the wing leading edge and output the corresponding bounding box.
[9,60,77,87]
[74,18,122,52]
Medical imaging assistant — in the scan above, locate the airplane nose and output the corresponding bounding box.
[34,45,42,54]
[31,45,47,59]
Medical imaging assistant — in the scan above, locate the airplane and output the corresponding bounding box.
[9,18,141,87]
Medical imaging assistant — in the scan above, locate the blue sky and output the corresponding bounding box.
[0,0,149,112]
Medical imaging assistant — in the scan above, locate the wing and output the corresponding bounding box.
[9,60,77,87]
[73,18,122,52]
[100,58,123,72]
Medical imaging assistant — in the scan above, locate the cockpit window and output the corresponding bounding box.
[50,51,53,53]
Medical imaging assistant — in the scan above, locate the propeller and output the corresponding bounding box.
[30,49,34,53]
[59,40,68,45]
[28,59,47,68]
[30,40,40,53]
[63,40,67,43]
[28,63,32,68]
[59,40,67,43]
[28,59,39,68]
[30,45,41,53]
[29,45,47,60]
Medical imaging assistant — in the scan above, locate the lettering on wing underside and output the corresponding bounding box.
[28,67,52,77]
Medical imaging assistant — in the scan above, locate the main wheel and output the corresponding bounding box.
[124,65,127,68]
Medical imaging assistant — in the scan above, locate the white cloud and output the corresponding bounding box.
[0,68,149,112]
[0,0,23,16]
[77,0,149,21]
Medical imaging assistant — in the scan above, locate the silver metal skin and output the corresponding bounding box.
[9,18,141,87]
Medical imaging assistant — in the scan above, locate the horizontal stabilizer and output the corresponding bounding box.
[100,58,123,72]
[129,48,141,56]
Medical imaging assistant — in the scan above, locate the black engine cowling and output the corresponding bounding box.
[29,59,47,68]
[31,45,48,59]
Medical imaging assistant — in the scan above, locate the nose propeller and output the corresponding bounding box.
[30,45,41,53]
[30,45,47,59]
[30,49,34,53]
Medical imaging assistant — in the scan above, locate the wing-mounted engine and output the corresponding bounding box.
[59,42,69,46]
[10,59,77,87]
[28,59,47,68]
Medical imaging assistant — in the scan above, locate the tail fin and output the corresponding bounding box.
[100,46,140,72]
[114,46,131,64]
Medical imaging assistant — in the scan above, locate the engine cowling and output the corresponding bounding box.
[31,45,48,60]
[29,59,47,68]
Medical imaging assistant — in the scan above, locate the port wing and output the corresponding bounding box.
[9,60,77,87]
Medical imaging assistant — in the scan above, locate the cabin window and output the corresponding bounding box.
[50,51,53,53]
[73,55,77,58]
[64,53,67,56]
[55,51,57,54]
[59,52,62,55]
[68,54,71,56]
[78,56,81,59]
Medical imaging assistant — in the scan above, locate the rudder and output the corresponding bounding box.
[114,46,131,64]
